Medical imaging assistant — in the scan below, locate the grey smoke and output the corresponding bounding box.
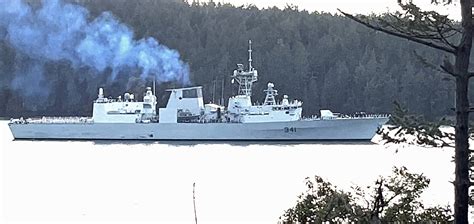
[0,0,190,87]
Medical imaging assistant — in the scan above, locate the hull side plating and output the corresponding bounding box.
[9,118,388,140]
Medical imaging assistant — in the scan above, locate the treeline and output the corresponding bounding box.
[0,0,466,118]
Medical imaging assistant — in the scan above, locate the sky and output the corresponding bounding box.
[218,0,461,20]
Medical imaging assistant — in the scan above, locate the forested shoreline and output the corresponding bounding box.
[0,0,465,119]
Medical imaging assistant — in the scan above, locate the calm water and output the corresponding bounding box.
[0,121,457,223]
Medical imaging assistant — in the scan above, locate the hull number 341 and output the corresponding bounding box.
[284,127,297,133]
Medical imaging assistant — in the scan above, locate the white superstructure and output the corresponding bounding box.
[159,86,204,123]
[92,87,156,123]
[8,40,389,141]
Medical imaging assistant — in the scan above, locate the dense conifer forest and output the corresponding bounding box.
[0,0,466,119]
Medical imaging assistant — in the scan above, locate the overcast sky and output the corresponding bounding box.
[218,0,461,20]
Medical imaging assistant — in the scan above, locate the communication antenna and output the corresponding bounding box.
[220,78,225,105]
[212,78,216,103]
[153,76,156,95]
[248,40,253,71]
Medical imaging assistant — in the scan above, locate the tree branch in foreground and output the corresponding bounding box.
[337,9,456,54]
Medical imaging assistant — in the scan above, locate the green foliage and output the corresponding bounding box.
[378,101,454,147]
[386,2,457,42]
[281,176,359,223]
[280,167,453,223]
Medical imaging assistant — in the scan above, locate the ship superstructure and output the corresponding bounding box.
[8,41,389,141]
[92,87,157,123]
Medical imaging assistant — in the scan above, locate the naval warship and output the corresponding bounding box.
[8,41,389,140]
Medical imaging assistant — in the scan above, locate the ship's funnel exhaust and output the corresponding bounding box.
[1,0,190,103]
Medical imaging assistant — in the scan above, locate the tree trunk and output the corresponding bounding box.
[454,76,470,224]
[454,2,472,223]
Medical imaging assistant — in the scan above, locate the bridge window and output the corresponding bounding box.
[182,89,202,98]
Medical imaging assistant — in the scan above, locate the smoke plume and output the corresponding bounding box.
[0,0,190,86]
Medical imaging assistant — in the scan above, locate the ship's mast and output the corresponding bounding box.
[153,77,156,96]
[248,40,253,71]
[220,78,225,105]
[231,40,258,96]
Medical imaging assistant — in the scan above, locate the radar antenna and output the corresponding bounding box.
[264,83,278,105]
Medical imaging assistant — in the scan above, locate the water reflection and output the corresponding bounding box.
[91,139,375,146]
[11,138,375,146]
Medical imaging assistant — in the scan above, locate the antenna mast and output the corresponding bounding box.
[212,78,216,103]
[220,78,225,105]
[248,40,253,71]
[231,40,258,96]
[153,76,156,95]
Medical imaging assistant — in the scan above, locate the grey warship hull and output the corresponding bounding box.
[8,117,388,141]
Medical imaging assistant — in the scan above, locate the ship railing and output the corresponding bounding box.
[302,113,390,121]
[340,113,391,119]
[10,117,94,124]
